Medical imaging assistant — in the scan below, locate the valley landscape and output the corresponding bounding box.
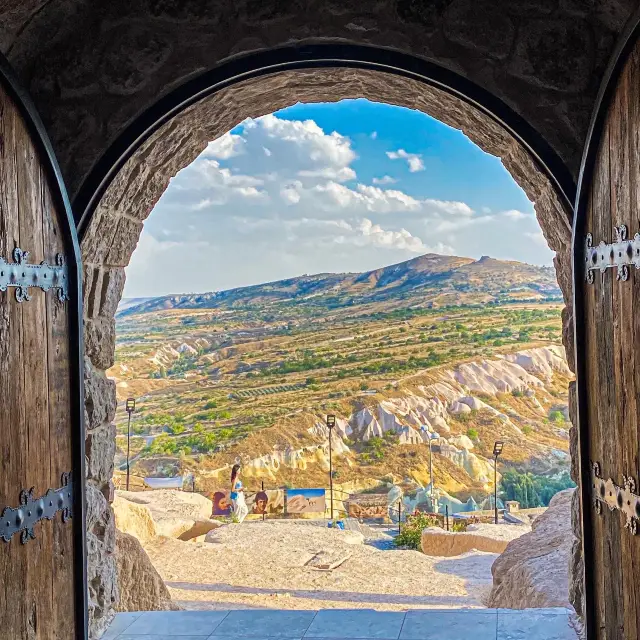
[110,252,573,510]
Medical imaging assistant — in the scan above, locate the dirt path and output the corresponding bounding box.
[145,521,502,611]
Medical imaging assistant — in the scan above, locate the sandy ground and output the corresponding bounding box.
[144,520,527,612]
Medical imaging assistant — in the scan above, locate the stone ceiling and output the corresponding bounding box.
[0,0,636,198]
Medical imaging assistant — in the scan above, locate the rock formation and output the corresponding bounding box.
[115,531,179,612]
[488,488,575,609]
[182,346,571,495]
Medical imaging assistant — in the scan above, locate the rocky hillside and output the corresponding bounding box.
[119,253,561,316]
[116,345,572,508]
[112,254,570,507]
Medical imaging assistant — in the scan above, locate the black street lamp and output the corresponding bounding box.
[125,398,136,491]
[420,426,440,493]
[327,414,336,521]
[493,440,504,524]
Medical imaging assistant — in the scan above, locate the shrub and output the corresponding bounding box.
[394,513,439,549]
[522,425,533,436]
[451,520,468,533]
[466,428,479,440]
[549,410,565,423]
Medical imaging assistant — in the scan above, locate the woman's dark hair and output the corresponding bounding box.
[231,463,241,487]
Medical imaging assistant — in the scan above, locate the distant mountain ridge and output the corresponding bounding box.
[119,253,560,316]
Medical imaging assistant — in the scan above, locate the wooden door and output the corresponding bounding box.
[0,62,87,637]
[576,24,640,640]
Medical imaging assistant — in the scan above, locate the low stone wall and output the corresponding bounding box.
[421,527,510,557]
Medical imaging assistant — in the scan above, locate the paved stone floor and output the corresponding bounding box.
[104,608,577,640]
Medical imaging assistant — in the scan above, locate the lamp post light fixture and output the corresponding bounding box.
[326,414,336,521]
[125,398,136,491]
[493,440,504,524]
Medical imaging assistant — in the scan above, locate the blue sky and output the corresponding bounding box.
[125,99,553,298]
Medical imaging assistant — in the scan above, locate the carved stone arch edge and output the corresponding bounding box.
[0,52,88,639]
[72,44,576,238]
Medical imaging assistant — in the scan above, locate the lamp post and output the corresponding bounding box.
[327,414,336,521]
[420,427,440,491]
[493,440,504,524]
[125,398,136,491]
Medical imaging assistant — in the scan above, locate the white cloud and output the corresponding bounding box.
[372,175,397,185]
[280,182,302,205]
[371,131,378,140]
[424,199,474,217]
[256,114,356,171]
[387,149,425,172]
[202,132,245,159]
[350,218,426,252]
[298,166,356,181]
[524,230,548,246]
[503,209,530,220]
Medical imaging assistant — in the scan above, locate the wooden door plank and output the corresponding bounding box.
[585,147,607,636]
[15,103,55,639]
[0,82,28,638]
[627,42,640,639]
[609,60,637,640]
[43,164,77,637]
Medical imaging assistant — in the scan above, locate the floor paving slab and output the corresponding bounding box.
[122,611,229,636]
[212,610,317,637]
[497,610,575,640]
[400,609,497,640]
[304,610,405,639]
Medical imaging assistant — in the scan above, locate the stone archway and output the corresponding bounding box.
[80,66,578,637]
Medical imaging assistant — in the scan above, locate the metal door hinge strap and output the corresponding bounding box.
[0,472,73,544]
[591,462,640,535]
[0,247,68,302]
[584,225,640,283]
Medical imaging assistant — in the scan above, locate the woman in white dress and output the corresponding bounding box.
[230,464,248,523]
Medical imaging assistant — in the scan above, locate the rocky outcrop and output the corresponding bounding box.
[112,493,157,544]
[117,489,213,522]
[488,488,575,609]
[421,527,510,556]
[115,531,179,612]
[114,489,221,541]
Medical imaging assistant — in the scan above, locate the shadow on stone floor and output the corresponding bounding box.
[165,581,480,608]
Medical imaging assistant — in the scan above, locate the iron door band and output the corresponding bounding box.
[0,472,73,544]
[591,461,640,535]
[584,225,640,283]
[0,247,68,302]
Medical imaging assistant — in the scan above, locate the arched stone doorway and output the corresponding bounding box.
[78,59,578,637]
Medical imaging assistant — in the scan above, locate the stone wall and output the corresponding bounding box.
[0,0,635,199]
[79,66,579,637]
